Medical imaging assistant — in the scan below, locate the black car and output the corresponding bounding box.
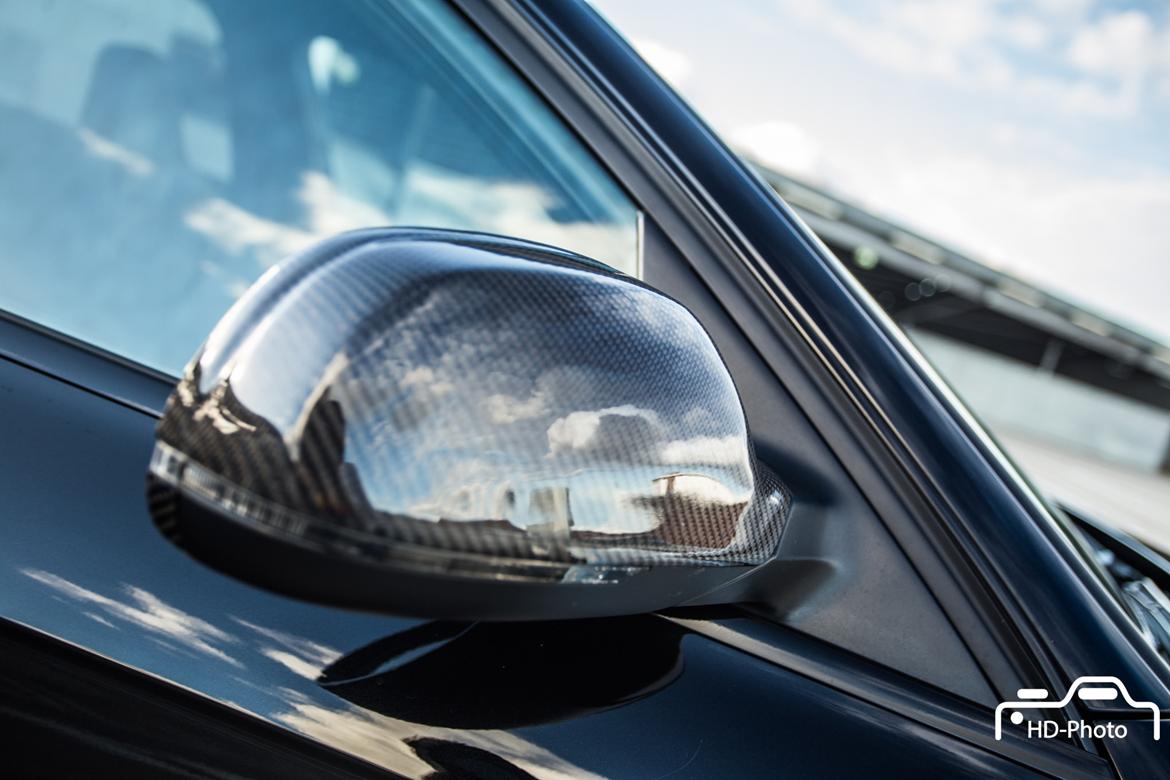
[1,1,1168,778]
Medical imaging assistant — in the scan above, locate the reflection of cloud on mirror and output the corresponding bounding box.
[21,568,241,667]
[317,265,757,542]
[486,390,549,424]
[661,434,750,469]
[401,366,454,396]
[271,688,601,780]
[546,405,661,458]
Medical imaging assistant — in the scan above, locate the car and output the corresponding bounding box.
[1,0,1167,777]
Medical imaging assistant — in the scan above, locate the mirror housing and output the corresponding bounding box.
[148,229,789,619]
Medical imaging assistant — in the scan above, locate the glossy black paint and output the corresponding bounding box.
[2,353,1081,777]
[317,617,686,728]
[0,0,1166,778]
[0,621,387,779]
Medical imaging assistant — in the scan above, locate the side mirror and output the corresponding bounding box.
[147,228,789,619]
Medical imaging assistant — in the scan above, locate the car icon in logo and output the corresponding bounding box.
[995,676,1161,740]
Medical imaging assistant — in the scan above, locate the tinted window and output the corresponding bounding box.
[0,0,638,374]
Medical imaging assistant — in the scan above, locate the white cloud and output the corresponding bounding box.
[401,365,454,397]
[23,569,242,667]
[660,434,749,467]
[780,0,997,83]
[1067,10,1158,79]
[779,0,1170,118]
[731,120,825,178]
[260,648,325,680]
[1001,14,1051,51]
[886,0,994,51]
[1032,0,1092,21]
[232,617,341,670]
[186,163,639,287]
[485,390,548,424]
[84,611,118,630]
[78,128,153,177]
[1063,9,1170,116]
[546,405,659,455]
[593,0,1170,340]
[631,37,693,87]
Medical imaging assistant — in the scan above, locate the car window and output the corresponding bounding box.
[0,0,639,375]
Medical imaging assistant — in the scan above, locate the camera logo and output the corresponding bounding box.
[995,676,1161,741]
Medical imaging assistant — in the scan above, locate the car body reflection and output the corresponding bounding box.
[317,617,686,729]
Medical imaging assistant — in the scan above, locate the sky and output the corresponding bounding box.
[590,0,1170,343]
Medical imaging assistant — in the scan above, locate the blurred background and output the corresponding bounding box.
[593,0,1170,550]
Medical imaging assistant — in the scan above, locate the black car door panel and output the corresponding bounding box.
[0,353,1077,777]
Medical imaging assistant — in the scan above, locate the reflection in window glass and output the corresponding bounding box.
[0,0,639,374]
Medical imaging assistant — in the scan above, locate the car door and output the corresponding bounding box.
[0,0,1121,777]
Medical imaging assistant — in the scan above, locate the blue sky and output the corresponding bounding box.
[591,0,1170,342]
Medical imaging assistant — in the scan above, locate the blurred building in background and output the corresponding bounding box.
[750,161,1170,546]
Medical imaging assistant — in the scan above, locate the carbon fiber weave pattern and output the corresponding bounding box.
[151,229,790,573]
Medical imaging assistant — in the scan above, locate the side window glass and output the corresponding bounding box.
[0,0,639,374]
